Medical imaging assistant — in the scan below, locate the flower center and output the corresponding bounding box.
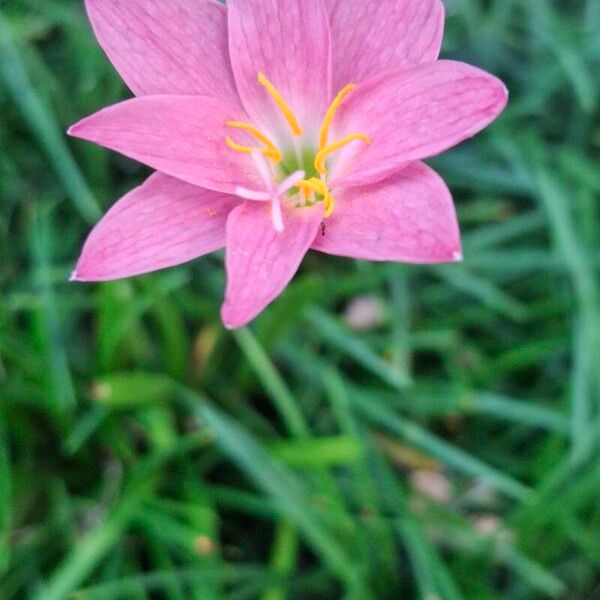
[225,73,371,219]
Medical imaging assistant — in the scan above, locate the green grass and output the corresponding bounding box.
[1,0,599,598]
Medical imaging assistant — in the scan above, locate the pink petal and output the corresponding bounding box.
[330,0,444,91]
[84,0,239,103]
[312,163,462,264]
[329,61,508,188]
[72,173,239,281]
[68,95,261,194]
[222,202,324,329]
[227,0,331,138]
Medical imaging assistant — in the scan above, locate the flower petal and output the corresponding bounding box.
[84,0,239,102]
[68,95,261,194]
[222,202,323,329]
[329,61,508,188]
[313,163,462,264]
[330,0,444,91]
[227,0,331,139]
[72,173,239,281]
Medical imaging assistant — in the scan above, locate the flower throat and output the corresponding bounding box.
[224,73,371,217]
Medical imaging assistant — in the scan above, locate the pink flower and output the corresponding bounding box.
[69,0,507,329]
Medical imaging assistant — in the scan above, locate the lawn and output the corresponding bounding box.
[1,0,599,598]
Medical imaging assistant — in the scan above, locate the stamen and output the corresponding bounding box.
[319,84,357,149]
[225,137,281,163]
[258,72,304,137]
[324,195,335,218]
[226,121,282,163]
[314,133,371,175]
[296,178,335,218]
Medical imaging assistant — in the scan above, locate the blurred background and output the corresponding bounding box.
[1,0,599,598]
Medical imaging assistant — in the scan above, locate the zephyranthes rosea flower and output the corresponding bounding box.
[69,0,507,328]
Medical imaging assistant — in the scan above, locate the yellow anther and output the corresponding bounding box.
[225,121,282,163]
[296,178,335,217]
[225,137,281,162]
[323,193,335,218]
[314,133,371,175]
[297,177,326,197]
[258,72,304,137]
[319,84,357,149]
